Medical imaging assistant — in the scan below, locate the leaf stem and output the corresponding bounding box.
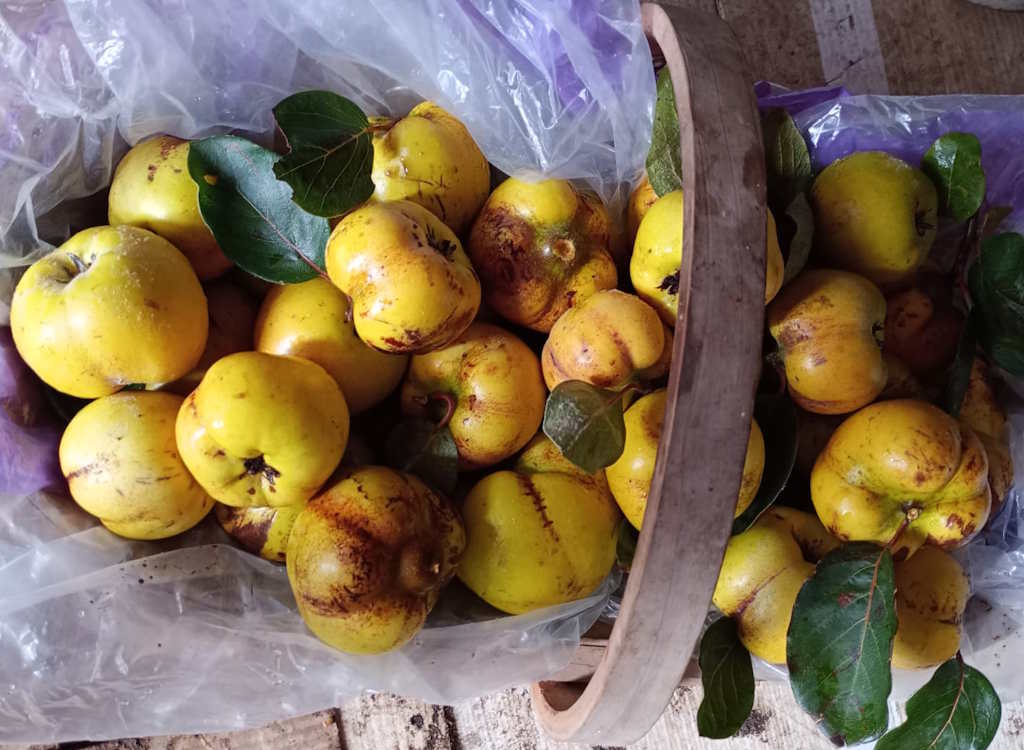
[415,391,457,429]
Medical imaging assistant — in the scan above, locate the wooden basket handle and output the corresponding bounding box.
[530,4,766,744]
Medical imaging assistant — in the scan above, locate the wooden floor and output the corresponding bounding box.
[7,1,1024,749]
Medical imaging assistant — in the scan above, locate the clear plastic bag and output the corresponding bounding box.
[0,0,651,743]
[755,85,1024,705]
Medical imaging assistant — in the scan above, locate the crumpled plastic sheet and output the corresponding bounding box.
[753,85,1024,708]
[0,0,650,743]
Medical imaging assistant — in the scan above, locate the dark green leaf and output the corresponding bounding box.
[787,542,897,746]
[968,232,1024,374]
[384,418,458,495]
[762,109,812,213]
[980,205,1013,239]
[732,394,798,534]
[646,67,682,197]
[272,91,375,217]
[987,332,1024,377]
[188,136,330,283]
[943,312,979,417]
[697,617,755,739]
[876,655,1001,750]
[780,192,814,286]
[542,380,626,474]
[923,133,986,221]
[616,521,638,572]
[122,383,146,391]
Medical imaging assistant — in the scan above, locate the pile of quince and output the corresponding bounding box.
[712,149,1016,671]
[11,99,777,656]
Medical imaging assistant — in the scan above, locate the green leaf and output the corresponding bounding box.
[876,655,1001,750]
[384,418,458,495]
[968,232,1024,375]
[943,312,979,417]
[188,135,330,283]
[272,91,375,217]
[780,192,814,287]
[787,542,897,746]
[762,109,812,213]
[542,380,626,474]
[646,67,682,196]
[732,394,798,535]
[923,132,986,221]
[697,617,755,739]
[616,521,638,572]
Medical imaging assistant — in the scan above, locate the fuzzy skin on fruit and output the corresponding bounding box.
[176,352,349,508]
[736,420,766,519]
[811,151,938,287]
[467,178,617,332]
[765,208,784,305]
[627,175,658,246]
[713,507,840,664]
[108,135,232,280]
[768,269,887,415]
[811,399,991,559]
[400,322,545,469]
[11,225,208,398]
[892,546,969,669]
[457,434,620,614]
[60,391,213,539]
[326,200,480,354]
[255,278,407,414]
[287,466,465,654]
[631,189,682,326]
[372,102,490,235]
[541,290,666,391]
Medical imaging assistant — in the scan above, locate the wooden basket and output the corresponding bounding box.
[530,4,766,744]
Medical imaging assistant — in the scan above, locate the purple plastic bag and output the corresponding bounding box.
[0,328,61,495]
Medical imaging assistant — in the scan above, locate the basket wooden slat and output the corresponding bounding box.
[530,4,766,744]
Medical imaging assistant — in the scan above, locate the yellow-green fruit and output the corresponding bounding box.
[811,151,938,287]
[765,208,784,304]
[541,289,666,390]
[59,391,213,539]
[401,322,545,469]
[736,420,766,518]
[960,357,1007,439]
[768,269,887,414]
[108,135,232,280]
[176,352,349,508]
[11,226,208,399]
[287,466,465,654]
[812,399,991,559]
[627,175,659,246]
[606,389,665,530]
[372,102,490,235]
[713,507,839,663]
[255,278,408,414]
[163,278,257,395]
[979,432,1014,519]
[892,547,968,669]
[458,434,620,614]
[631,189,682,326]
[216,503,302,562]
[468,178,617,332]
[326,200,480,353]
[606,390,765,528]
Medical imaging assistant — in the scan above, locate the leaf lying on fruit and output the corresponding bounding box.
[762,108,812,213]
[787,542,897,746]
[384,418,459,496]
[923,132,986,222]
[272,90,376,217]
[697,617,755,739]
[543,380,627,475]
[188,136,331,283]
[875,654,1001,750]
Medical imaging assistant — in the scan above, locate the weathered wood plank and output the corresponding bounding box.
[337,694,456,750]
